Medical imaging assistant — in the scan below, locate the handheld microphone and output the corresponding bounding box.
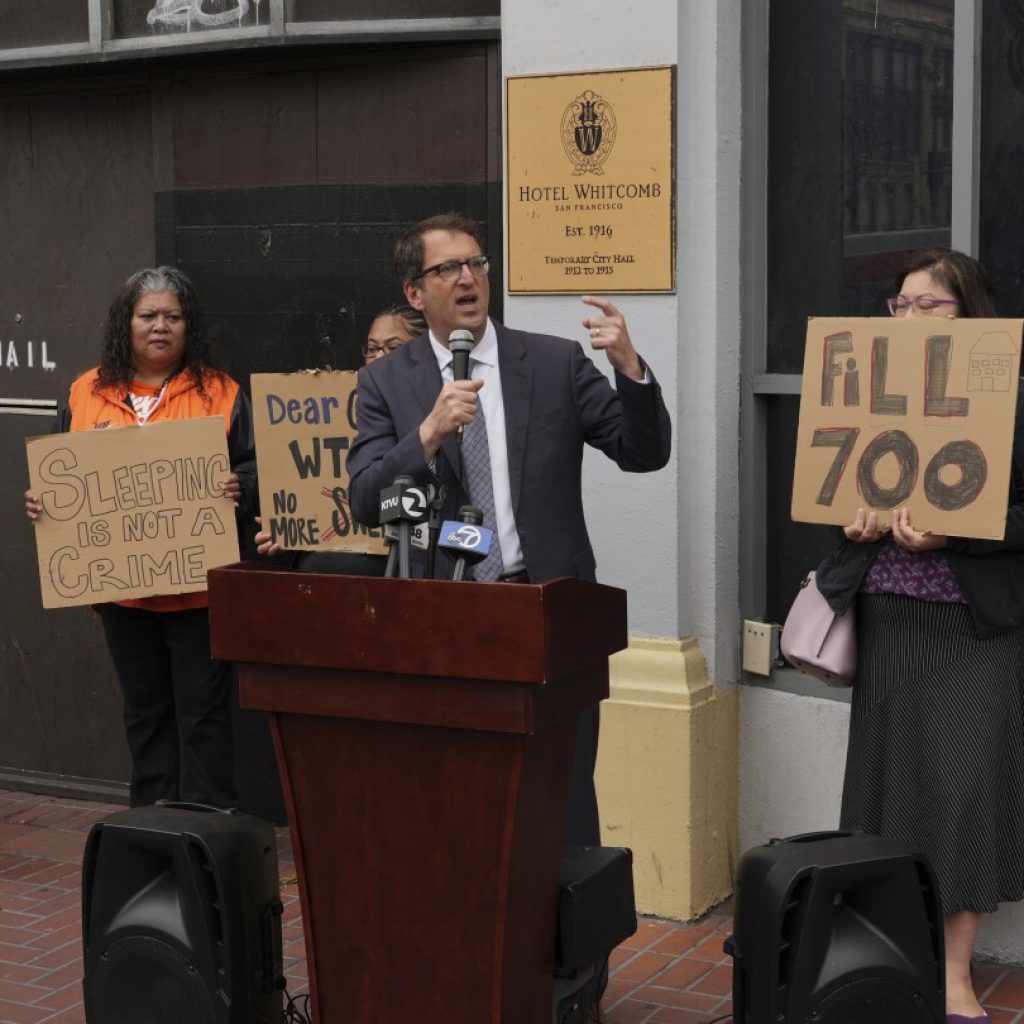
[449,331,475,381]
[449,331,475,437]
[437,505,493,582]
[379,476,432,578]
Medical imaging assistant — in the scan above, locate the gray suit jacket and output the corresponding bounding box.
[346,320,672,583]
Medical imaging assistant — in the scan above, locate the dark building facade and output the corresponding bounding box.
[0,3,500,811]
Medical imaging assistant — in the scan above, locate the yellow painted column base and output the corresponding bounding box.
[595,636,738,921]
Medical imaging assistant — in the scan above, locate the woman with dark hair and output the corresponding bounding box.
[24,266,256,808]
[885,246,999,319]
[816,248,1024,1023]
[360,303,427,363]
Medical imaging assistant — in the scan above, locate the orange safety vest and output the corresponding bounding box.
[66,366,242,613]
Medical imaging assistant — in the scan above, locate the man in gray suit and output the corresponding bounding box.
[348,211,671,840]
[348,211,671,596]
[347,210,671,1020]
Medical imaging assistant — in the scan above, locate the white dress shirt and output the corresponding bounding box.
[429,319,526,576]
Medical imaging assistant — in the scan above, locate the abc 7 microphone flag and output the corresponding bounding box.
[438,512,494,580]
[439,521,493,556]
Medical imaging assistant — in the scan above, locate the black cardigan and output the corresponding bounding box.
[816,383,1024,640]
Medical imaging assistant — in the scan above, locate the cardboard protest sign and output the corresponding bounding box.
[27,417,240,609]
[792,317,1023,540]
[251,371,385,554]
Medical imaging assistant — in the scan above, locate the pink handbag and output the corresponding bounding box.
[780,572,856,687]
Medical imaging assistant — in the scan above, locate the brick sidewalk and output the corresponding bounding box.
[0,788,1021,1023]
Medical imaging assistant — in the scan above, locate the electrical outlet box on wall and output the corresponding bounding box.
[743,620,778,676]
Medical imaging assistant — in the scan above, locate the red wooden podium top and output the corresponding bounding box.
[208,563,627,684]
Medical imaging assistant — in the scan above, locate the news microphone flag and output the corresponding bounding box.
[380,477,433,578]
[437,521,494,561]
[383,523,430,551]
[379,481,432,524]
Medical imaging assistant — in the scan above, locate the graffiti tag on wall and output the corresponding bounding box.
[145,0,262,32]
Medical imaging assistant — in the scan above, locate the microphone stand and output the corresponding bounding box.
[384,536,399,578]
[450,505,484,582]
[424,485,447,579]
[397,519,411,579]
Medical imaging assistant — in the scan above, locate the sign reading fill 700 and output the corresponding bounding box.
[790,317,1023,541]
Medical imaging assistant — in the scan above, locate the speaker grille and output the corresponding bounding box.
[811,975,938,1024]
[87,935,217,1024]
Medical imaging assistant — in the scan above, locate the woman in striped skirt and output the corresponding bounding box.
[816,248,1024,1024]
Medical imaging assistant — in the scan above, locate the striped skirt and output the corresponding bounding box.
[839,593,1024,915]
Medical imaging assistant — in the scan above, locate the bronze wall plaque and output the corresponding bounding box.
[506,66,676,294]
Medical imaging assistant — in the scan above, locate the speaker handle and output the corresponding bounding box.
[768,829,854,846]
[154,800,239,815]
[260,901,286,994]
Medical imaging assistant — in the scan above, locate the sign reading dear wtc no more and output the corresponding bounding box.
[26,417,240,609]
[792,317,1024,540]
[506,66,675,294]
[251,371,385,555]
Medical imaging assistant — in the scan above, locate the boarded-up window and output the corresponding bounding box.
[0,0,89,48]
[285,0,498,18]
[110,0,266,38]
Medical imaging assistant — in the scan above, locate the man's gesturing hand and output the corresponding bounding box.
[582,295,644,380]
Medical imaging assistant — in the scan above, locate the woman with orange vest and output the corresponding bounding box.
[24,266,255,808]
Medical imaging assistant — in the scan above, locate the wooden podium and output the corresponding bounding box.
[208,564,626,1024]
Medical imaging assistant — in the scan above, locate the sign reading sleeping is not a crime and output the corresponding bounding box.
[27,416,240,608]
[791,317,1024,541]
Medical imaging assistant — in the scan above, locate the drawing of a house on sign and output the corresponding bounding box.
[968,331,1018,392]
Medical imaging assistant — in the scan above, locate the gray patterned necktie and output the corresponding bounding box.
[460,364,505,582]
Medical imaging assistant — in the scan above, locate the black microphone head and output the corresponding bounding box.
[449,332,475,381]
[457,504,484,525]
[380,476,430,524]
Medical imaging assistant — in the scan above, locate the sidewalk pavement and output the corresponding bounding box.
[0,788,1021,1023]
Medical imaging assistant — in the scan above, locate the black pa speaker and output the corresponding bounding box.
[555,846,637,978]
[725,831,944,1024]
[552,846,637,1024]
[82,804,285,1024]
